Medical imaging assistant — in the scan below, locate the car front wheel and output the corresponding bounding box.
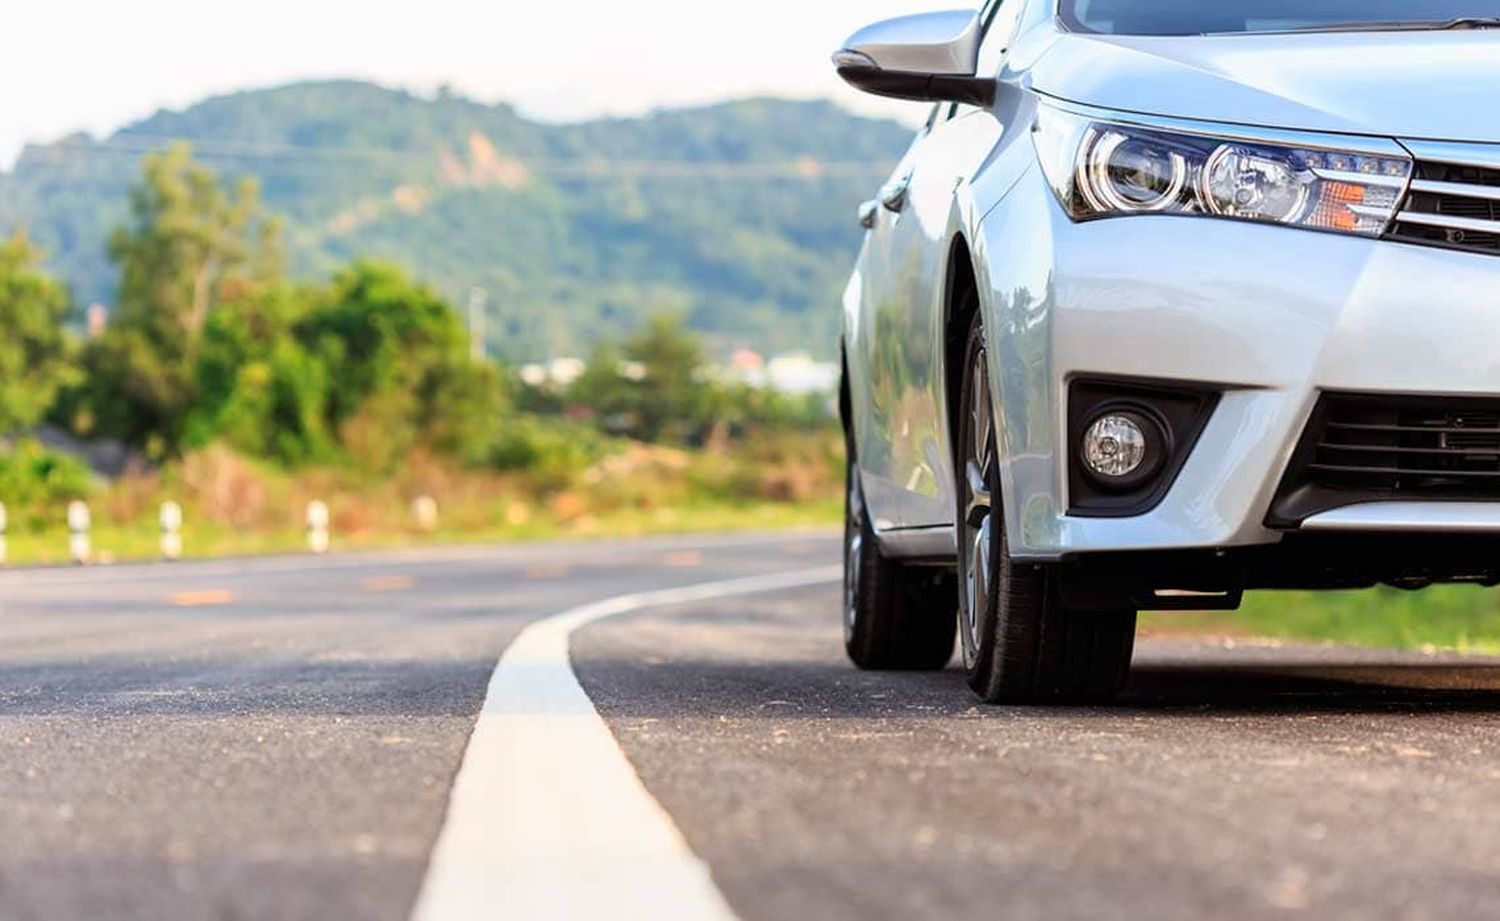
[955,309,1136,704]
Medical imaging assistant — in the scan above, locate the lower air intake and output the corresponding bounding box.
[1269,393,1500,527]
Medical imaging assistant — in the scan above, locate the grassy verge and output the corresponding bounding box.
[0,430,847,567]
[1,497,843,567]
[1143,584,1500,655]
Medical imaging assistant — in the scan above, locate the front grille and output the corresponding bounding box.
[1388,156,1500,256]
[1268,393,1500,527]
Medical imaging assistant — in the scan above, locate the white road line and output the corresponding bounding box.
[411,565,842,921]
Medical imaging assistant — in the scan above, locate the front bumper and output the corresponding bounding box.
[978,166,1500,560]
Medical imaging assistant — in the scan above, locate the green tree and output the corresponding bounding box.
[301,261,504,469]
[625,314,709,442]
[188,283,335,464]
[76,144,283,456]
[0,233,77,433]
[567,313,712,443]
[569,337,632,432]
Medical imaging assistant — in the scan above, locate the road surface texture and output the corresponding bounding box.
[0,531,1498,920]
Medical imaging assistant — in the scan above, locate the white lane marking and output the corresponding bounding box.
[411,566,842,921]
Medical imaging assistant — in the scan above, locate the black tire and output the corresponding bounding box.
[953,309,1136,703]
[842,383,956,672]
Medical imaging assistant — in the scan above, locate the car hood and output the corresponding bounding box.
[1028,30,1500,144]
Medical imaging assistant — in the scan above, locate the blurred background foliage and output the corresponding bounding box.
[0,144,843,562]
[0,233,76,433]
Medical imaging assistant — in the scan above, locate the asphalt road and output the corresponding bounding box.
[1,531,1499,920]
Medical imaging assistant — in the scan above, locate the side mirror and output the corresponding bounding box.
[833,10,997,107]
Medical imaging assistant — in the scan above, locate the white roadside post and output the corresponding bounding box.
[67,500,91,565]
[0,502,7,567]
[159,501,184,561]
[413,495,439,534]
[307,500,331,555]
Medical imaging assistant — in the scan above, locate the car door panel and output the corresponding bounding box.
[847,118,933,531]
[900,109,1006,529]
[849,0,1027,536]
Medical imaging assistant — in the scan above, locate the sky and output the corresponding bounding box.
[0,0,963,166]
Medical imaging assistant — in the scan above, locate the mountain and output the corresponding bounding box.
[0,80,913,360]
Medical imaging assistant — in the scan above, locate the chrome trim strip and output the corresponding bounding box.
[1302,502,1500,534]
[1402,139,1500,173]
[1409,178,1500,203]
[1347,204,1397,219]
[1035,95,1411,158]
[1312,168,1409,189]
[1395,210,1500,235]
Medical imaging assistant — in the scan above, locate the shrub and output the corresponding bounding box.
[0,440,96,527]
[489,416,611,490]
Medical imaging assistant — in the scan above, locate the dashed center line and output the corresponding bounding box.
[410,565,841,921]
[169,590,236,607]
[360,575,416,592]
[524,563,570,580]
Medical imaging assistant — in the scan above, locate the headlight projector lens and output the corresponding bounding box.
[1200,144,1309,222]
[1083,131,1187,213]
[1081,410,1168,486]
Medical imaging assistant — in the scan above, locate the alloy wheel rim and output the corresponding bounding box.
[960,348,996,670]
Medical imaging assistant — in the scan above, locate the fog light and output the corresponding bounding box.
[1069,381,1215,515]
[1082,413,1151,480]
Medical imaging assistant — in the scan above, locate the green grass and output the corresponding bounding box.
[0,498,843,567]
[1145,584,1500,654]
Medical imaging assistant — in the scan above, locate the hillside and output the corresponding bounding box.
[0,81,913,360]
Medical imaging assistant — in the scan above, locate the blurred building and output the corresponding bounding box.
[86,303,108,339]
[518,357,586,388]
[521,351,838,396]
[764,354,839,395]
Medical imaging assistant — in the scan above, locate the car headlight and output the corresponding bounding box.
[1032,103,1412,238]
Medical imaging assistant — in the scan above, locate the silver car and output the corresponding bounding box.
[834,1,1500,703]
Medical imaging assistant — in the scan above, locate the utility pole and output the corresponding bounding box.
[468,287,487,362]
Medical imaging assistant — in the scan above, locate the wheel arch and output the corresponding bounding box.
[839,341,854,455]
[942,234,982,472]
